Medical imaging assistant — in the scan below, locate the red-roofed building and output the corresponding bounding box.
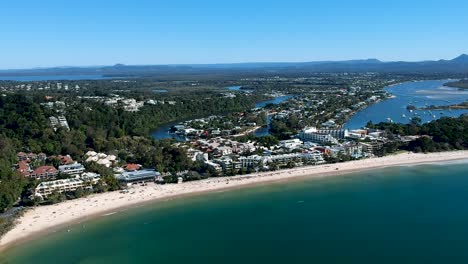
[123,163,141,172]
[48,155,75,165]
[314,147,332,155]
[17,161,32,176]
[30,166,58,179]
[60,155,74,164]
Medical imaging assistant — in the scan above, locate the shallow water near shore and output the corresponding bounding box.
[345,79,468,129]
[2,162,468,263]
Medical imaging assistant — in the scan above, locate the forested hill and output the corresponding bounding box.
[0,91,265,213]
[2,54,468,78]
[368,115,468,153]
[0,93,262,157]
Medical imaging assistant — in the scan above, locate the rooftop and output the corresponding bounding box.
[115,169,161,182]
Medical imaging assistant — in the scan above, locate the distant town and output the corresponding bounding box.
[1,71,467,237]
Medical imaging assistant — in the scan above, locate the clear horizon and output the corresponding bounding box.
[1,53,468,71]
[1,0,467,69]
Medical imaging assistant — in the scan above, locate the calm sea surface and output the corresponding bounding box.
[2,162,468,264]
[346,80,468,129]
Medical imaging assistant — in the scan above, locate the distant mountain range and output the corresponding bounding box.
[1,54,468,77]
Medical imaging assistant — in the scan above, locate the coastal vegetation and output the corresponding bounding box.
[368,115,468,152]
[0,83,266,212]
[445,79,468,89]
[1,74,467,216]
[418,102,468,110]
[0,136,26,213]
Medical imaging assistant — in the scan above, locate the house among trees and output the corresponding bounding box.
[17,163,58,179]
[17,152,47,162]
[123,163,142,171]
[49,155,75,165]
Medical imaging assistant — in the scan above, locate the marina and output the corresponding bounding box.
[346,80,468,128]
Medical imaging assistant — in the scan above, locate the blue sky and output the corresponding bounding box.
[1,0,467,69]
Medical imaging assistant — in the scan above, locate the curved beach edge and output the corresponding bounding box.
[1,150,467,252]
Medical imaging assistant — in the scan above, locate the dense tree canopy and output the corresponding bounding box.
[368,115,468,152]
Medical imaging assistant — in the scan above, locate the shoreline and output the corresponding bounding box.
[1,151,467,252]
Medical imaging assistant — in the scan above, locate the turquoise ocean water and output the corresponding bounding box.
[2,161,468,264]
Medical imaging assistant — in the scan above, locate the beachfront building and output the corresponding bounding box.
[58,163,86,175]
[264,152,324,166]
[115,169,161,185]
[360,141,384,157]
[35,175,100,198]
[302,151,326,164]
[239,152,324,168]
[205,161,223,172]
[341,142,367,159]
[213,156,242,170]
[239,155,264,168]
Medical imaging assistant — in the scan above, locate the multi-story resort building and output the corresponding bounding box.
[35,174,100,198]
[298,132,338,144]
[238,155,263,168]
[17,162,59,179]
[298,127,349,144]
[115,169,161,185]
[360,141,385,157]
[58,163,86,175]
[239,151,324,168]
[213,157,242,171]
[31,166,59,179]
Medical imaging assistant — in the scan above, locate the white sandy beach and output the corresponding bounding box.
[1,151,467,250]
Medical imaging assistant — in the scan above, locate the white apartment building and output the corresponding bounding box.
[35,175,100,198]
[58,163,85,175]
[299,132,338,144]
[301,127,349,139]
[239,155,264,168]
[279,139,303,149]
[240,151,324,168]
